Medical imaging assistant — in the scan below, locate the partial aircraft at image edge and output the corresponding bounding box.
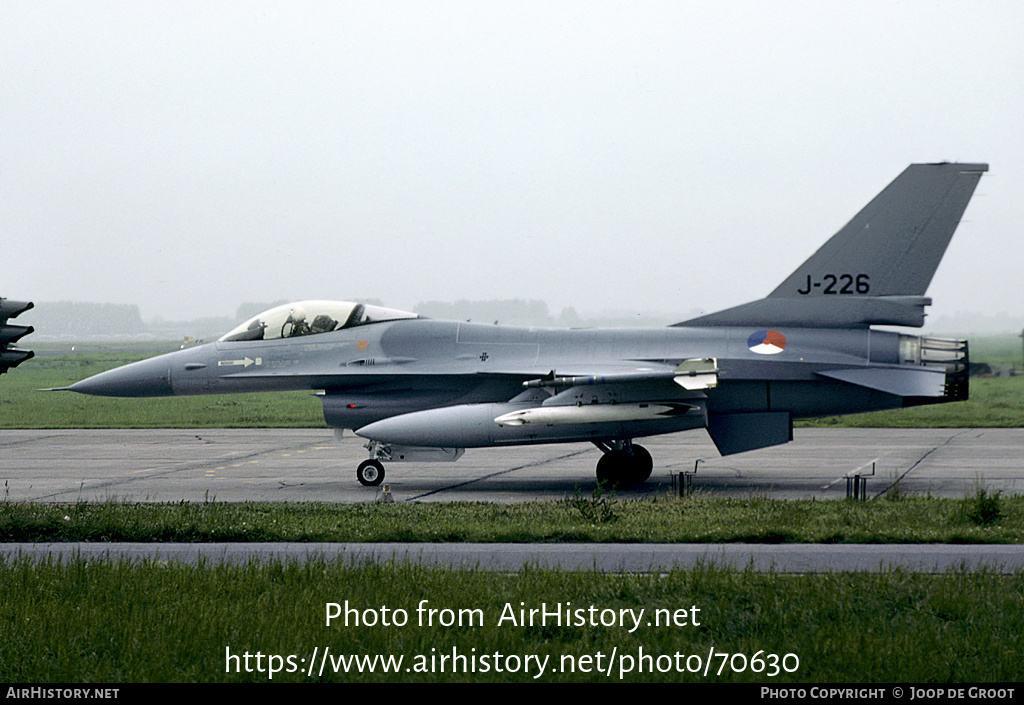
[57,162,988,489]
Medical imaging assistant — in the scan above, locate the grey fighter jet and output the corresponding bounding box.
[59,162,987,488]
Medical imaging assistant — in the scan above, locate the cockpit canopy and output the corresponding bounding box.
[219,301,418,342]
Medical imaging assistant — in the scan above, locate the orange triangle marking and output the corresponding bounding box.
[356,341,369,351]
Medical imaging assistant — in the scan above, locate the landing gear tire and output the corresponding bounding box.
[596,450,633,490]
[628,445,653,484]
[595,445,653,489]
[357,459,385,486]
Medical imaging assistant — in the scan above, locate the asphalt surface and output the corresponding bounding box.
[2,427,1022,503]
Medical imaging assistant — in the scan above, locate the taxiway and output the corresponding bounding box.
[2,427,1021,503]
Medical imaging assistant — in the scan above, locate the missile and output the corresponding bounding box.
[521,358,718,391]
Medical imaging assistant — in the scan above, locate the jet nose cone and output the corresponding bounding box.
[68,356,174,397]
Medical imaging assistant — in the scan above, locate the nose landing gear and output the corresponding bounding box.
[356,459,385,486]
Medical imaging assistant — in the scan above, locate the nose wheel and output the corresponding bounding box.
[594,442,653,489]
[357,459,385,486]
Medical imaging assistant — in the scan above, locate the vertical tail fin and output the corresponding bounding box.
[769,162,987,299]
[677,162,987,328]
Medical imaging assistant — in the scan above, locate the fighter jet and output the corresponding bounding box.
[59,162,987,488]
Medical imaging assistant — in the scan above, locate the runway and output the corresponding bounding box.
[2,427,1023,503]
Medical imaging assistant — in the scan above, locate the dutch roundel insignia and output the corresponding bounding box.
[748,330,786,355]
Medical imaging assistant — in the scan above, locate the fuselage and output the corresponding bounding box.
[68,317,956,437]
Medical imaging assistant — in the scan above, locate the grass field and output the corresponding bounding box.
[2,492,1021,683]
[1,559,1021,682]
[0,490,1018,543]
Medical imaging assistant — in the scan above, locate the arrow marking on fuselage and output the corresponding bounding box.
[217,357,263,368]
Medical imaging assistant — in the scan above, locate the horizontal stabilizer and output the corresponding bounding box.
[706,412,792,456]
[816,366,947,397]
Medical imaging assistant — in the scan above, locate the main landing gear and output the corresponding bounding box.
[593,440,653,489]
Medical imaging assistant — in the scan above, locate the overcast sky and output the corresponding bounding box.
[4,1,1022,325]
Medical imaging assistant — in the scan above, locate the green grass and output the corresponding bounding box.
[2,492,1021,543]
[1,559,1021,682]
